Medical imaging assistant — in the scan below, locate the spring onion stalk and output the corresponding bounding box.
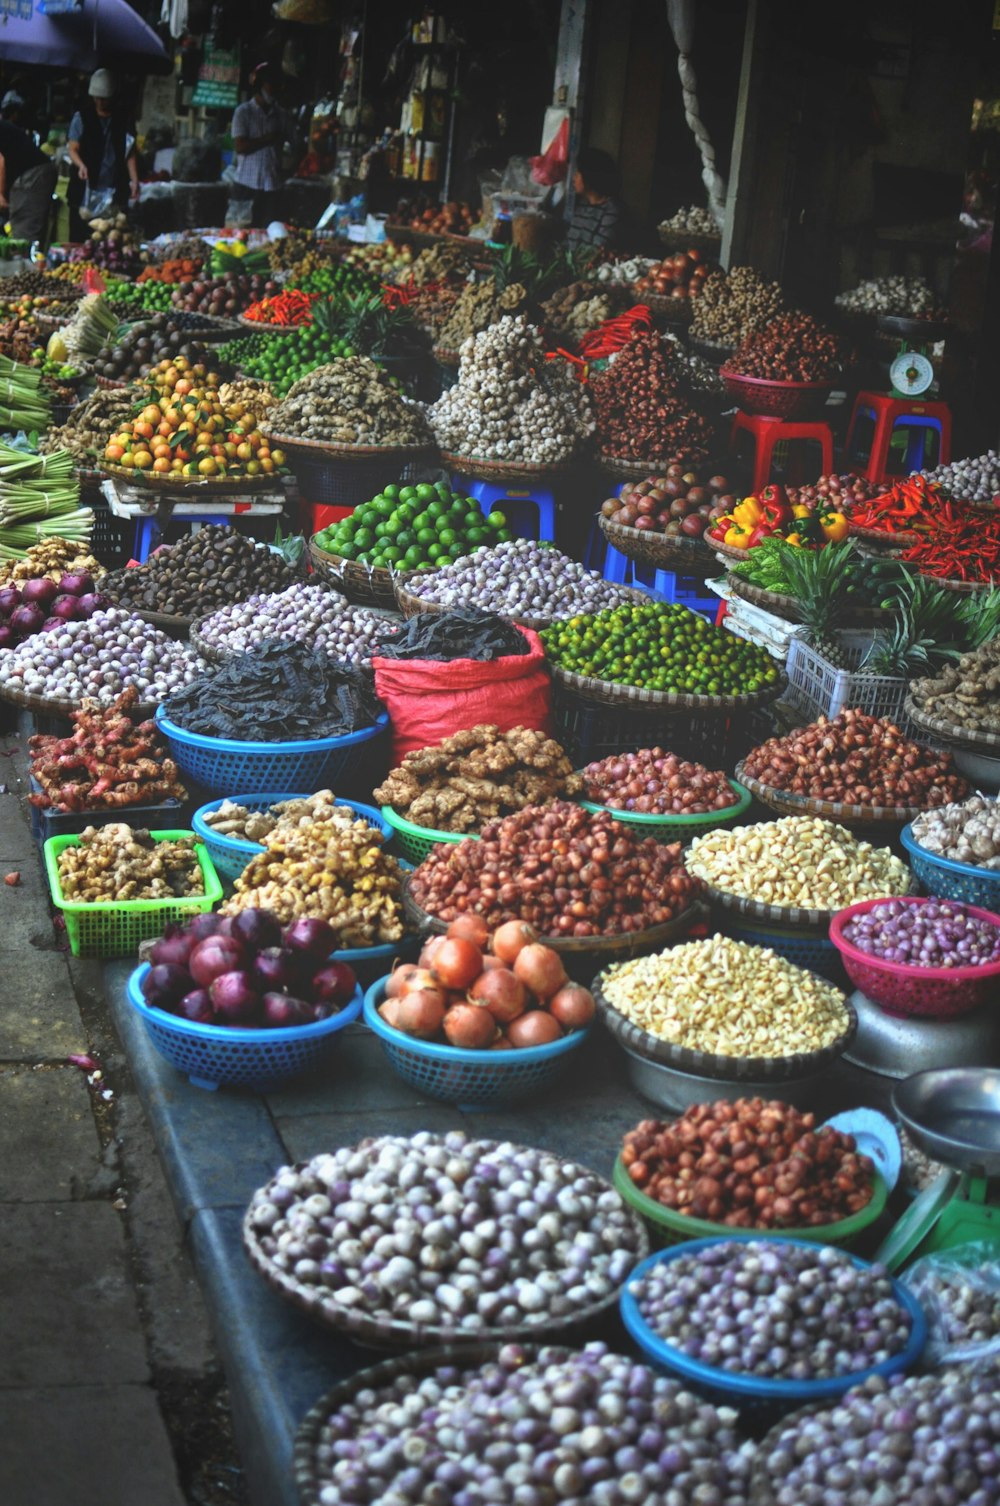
[0,509,93,552]
[0,354,41,388]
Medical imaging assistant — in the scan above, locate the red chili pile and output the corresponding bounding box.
[851,476,1000,583]
[742,709,969,808]
[621,1099,876,1228]
[578,305,653,361]
[726,310,843,382]
[242,289,315,327]
[590,330,715,460]
[583,749,739,816]
[408,800,700,937]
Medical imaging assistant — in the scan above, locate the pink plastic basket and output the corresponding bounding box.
[829,896,1000,1019]
[720,368,834,418]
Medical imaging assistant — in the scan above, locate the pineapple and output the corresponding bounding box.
[860,574,965,678]
[783,545,854,667]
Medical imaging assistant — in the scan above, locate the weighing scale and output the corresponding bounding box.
[876,314,949,399]
[877,1068,1000,1271]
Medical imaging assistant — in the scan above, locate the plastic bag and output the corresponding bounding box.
[372,626,552,763]
[905,1242,1000,1367]
[81,186,116,220]
[530,116,569,188]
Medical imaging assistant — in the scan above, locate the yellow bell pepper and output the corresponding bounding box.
[792,502,812,520]
[784,531,806,547]
[724,524,751,549]
[819,510,849,543]
[732,496,763,529]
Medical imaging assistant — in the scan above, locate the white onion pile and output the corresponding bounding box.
[247,1131,644,1333]
[0,607,205,704]
[403,538,634,621]
[834,274,937,316]
[917,451,1000,504]
[429,316,594,463]
[195,584,393,665]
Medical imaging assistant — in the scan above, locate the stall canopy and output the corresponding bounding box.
[0,0,171,74]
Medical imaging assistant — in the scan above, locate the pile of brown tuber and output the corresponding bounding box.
[29,686,186,813]
[621,1098,876,1228]
[374,725,583,833]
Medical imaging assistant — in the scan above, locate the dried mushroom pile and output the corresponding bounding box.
[57,825,205,901]
[265,357,433,447]
[910,641,1000,734]
[911,794,1000,869]
[689,265,785,344]
[429,315,594,463]
[223,794,405,942]
[374,725,583,832]
[436,279,528,350]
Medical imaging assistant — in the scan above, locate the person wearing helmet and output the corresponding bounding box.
[66,69,139,238]
[230,62,293,227]
[0,90,56,245]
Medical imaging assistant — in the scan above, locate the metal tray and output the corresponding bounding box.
[893,1068,1000,1177]
[845,990,1000,1080]
[620,1046,831,1113]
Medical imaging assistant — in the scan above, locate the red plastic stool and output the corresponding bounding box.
[844,392,952,483]
[730,410,834,495]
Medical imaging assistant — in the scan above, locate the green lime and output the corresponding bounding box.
[353,527,374,549]
[382,546,403,564]
[427,542,444,560]
[412,511,431,531]
[416,527,435,545]
[466,527,487,545]
[428,499,447,519]
[383,484,400,500]
[438,527,458,547]
[497,529,514,543]
[403,545,424,567]
[396,528,416,549]
[415,483,436,501]
[400,486,417,501]
[486,511,505,530]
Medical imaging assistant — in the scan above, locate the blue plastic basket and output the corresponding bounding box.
[620,1236,926,1413]
[363,978,589,1109]
[901,824,1000,909]
[126,963,362,1092]
[154,708,390,796]
[191,793,392,882]
[720,920,847,985]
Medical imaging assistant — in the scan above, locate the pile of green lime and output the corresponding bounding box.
[540,601,780,696]
[313,482,512,571]
[218,329,355,397]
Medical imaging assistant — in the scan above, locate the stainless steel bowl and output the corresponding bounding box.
[621,1046,829,1113]
[844,990,1000,1080]
[952,747,1000,788]
[893,1068,1000,1177]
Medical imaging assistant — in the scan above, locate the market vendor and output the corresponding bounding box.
[230,63,294,228]
[0,92,57,246]
[66,70,139,240]
[565,147,628,253]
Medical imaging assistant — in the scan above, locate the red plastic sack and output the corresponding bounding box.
[530,116,569,188]
[372,627,552,764]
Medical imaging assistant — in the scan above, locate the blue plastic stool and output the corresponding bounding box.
[452,476,556,543]
[630,564,719,621]
[582,514,631,582]
[131,513,226,563]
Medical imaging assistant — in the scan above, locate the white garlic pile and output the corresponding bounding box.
[428,315,594,463]
[658,206,720,236]
[834,275,937,316]
[592,256,657,286]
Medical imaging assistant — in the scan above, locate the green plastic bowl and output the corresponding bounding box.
[381,804,479,865]
[579,779,753,841]
[613,1155,888,1250]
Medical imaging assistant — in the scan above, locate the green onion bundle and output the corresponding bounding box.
[0,356,50,431]
[0,441,90,556]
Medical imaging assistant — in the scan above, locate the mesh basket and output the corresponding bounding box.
[784,632,928,742]
[192,793,391,882]
[551,684,758,768]
[578,781,752,843]
[287,452,396,507]
[154,709,390,796]
[363,981,588,1108]
[900,825,1000,909]
[720,371,834,418]
[44,831,222,958]
[380,805,472,863]
[718,918,847,986]
[90,498,132,570]
[126,964,362,1091]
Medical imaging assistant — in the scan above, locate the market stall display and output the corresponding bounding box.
[263,358,433,449]
[312,481,510,580]
[0,537,101,586]
[580,749,745,820]
[909,793,1000,869]
[540,280,619,347]
[835,273,939,317]
[170,273,278,318]
[40,386,141,470]
[908,640,1000,739]
[102,524,296,626]
[434,278,530,354]
[429,316,593,466]
[243,1132,647,1344]
[91,315,228,385]
[829,896,1000,1018]
[721,312,846,416]
[192,586,388,667]
[916,449,1000,504]
[597,464,734,569]
[68,216,146,277]
[689,265,785,345]
[0,567,107,650]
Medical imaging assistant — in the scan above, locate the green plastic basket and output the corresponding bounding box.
[380,805,479,864]
[579,780,753,841]
[613,1156,888,1250]
[44,831,223,959]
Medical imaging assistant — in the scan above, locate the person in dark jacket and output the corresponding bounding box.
[565,147,627,253]
[0,91,56,246]
[67,69,138,239]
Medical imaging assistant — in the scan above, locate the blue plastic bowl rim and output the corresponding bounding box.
[619,1234,926,1401]
[363,977,589,1064]
[155,706,390,755]
[901,824,1000,886]
[127,962,362,1043]
[191,793,392,860]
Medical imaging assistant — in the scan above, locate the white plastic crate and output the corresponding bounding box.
[785,630,930,741]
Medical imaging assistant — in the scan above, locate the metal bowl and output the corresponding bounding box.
[952,746,1000,788]
[621,1046,831,1113]
[844,990,1000,1080]
[893,1068,1000,1177]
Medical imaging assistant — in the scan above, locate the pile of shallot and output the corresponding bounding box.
[378,915,596,1050]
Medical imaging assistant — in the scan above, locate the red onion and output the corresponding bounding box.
[140,963,191,1011]
[149,925,197,969]
[283,916,338,961]
[19,578,57,609]
[231,906,282,951]
[58,571,95,597]
[311,961,357,1008]
[209,970,260,1022]
[0,586,20,615]
[189,934,245,987]
[262,992,313,1028]
[10,603,45,638]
